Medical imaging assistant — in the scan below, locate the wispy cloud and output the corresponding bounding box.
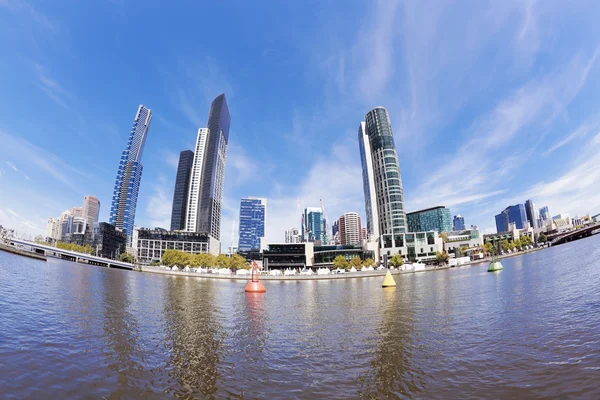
[4,207,45,233]
[33,64,74,109]
[0,129,91,192]
[145,174,172,229]
[0,0,55,31]
[5,161,18,172]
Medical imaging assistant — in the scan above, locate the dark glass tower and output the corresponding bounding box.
[238,197,267,252]
[170,150,194,231]
[109,105,152,242]
[197,94,230,240]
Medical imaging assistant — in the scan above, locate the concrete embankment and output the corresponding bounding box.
[0,243,47,261]
[141,265,451,281]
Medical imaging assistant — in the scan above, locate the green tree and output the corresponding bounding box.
[521,235,532,247]
[538,233,547,243]
[364,258,375,267]
[162,249,179,267]
[501,239,510,252]
[333,255,349,270]
[484,242,494,255]
[349,257,363,269]
[458,245,469,257]
[514,238,522,250]
[230,254,249,270]
[215,254,231,268]
[435,251,449,264]
[120,252,134,263]
[389,253,404,267]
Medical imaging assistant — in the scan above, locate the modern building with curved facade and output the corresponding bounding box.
[109,105,152,243]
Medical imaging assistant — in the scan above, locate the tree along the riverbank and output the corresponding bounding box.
[389,253,404,267]
[161,249,249,270]
[435,251,449,265]
[56,241,93,255]
[120,253,134,263]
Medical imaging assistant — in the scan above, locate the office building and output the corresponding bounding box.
[453,215,465,231]
[524,199,539,229]
[495,204,527,233]
[93,222,127,259]
[302,207,325,242]
[407,206,452,233]
[82,195,100,229]
[337,212,362,245]
[59,209,73,241]
[45,217,61,242]
[238,197,267,252]
[361,227,368,241]
[132,228,213,265]
[71,207,83,218]
[445,229,483,255]
[359,107,407,244]
[185,128,208,233]
[109,105,152,242]
[285,228,301,244]
[170,150,194,231]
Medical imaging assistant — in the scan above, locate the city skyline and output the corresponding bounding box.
[2,2,600,247]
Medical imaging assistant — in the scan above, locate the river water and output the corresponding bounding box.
[1,236,599,399]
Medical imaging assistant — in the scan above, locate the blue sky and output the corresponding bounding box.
[1,1,600,246]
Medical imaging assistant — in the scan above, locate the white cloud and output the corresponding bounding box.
[5,161,18,172]
[145,174,172,229]
[33,64,75,109]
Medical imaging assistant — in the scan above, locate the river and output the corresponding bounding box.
[1,236,599,399]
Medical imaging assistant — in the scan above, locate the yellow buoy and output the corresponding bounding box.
[382,270,396,287]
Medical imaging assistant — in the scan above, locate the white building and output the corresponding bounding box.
[285,228,301,243]
[445,229,484,255]
[185,128,208,233]
[45,217,61,242]
[338,212,362,245]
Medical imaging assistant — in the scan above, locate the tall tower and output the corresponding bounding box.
[109,105,152,242]
[82,195,100,229]
[338,212,362,245]
[170,150,194,231]
[185,128,209,233]
[359,106,406,247]
[238,197,267,252]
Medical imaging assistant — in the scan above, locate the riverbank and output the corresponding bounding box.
[141,264,452,280]
[0,243,47,261]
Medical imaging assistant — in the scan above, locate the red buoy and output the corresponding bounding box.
[245,261,266,293]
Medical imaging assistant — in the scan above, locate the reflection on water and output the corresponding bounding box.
[1,235,600,398]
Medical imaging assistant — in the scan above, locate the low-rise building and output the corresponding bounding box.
[380,231,444,263]
[313,244,375,267]
[445,229,483,255]
[262,243,314,269]
[132,228,214,265]
[484,222,535,249]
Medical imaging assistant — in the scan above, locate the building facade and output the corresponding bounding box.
[444,229,483,255]
[407,206,452,233]
[82,195,100,229]
[45,217,61,242]
[524,199,539,229]
[358,121,380,241]
[495,204,527,233]
[338,212,362,245]
[302,207,325,242]
[453,214,465,231]
[285,228,301,243]
[133,228,213,265]
[109,105,152,242]
[170,150,194,231]
[59,209,73,241]
[185,128,208,233]
[238,197,267,252]
[92,222,127,259]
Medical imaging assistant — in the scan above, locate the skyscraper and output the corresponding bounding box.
[524,199,539,229]
[109,105,152,242]
[238,197,267,252]
[338,212,362,245]
[184,94,230,246]
[453,214,465,231]
[302,207,324,242]
[539,206,550,227]
[495,204,527,233]
[407,206,452,233]
[71,207,83,218]
[170,150,194,231]
[82,195,100,229]
[359,106,406,248]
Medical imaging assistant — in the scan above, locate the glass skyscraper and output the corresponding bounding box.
[170,150,194,231]
[302,207,325,242]
[185,94,230,244]
[495,204,527,233]
[524,199,538,229]
[407,206,452,233]
[453,214,465,231]
[237,197,267,252]
[109,105,152,242]
[359,106,406,249]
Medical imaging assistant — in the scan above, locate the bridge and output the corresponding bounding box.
[548,223,600,246]
[9,238,134,270]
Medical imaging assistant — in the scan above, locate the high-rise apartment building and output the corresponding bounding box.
[495,204,527,233]
[453,215,465,231]
[46,217,61,241]
[302,207,325,242]
[407,206,452,233]
[82,195,100,229]
[524,199,538,229]
[183,94,230,253]
[109,105,152,242]
[238,197,267,252]
[71,207,83,218]
[338,212,362,245]
[359,107,407,249]
[59,209,73,241]
[170,150,194,231]
[285,228,301,244]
